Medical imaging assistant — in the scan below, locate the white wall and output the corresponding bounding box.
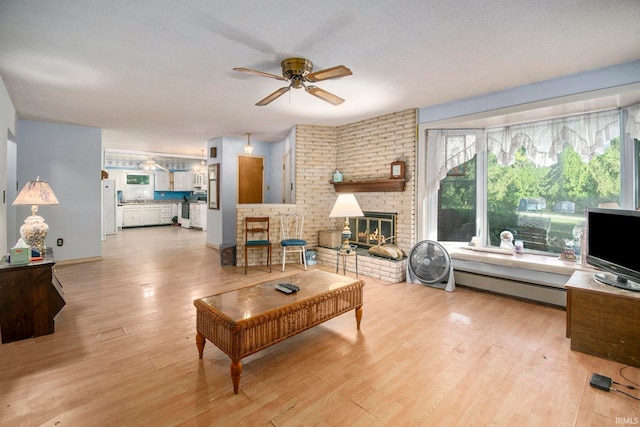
[0,76,17,256]
[419,60,640,125]
[16,120,102,262]
[205,136,223,247]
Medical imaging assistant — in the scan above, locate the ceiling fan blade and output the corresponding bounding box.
[306,65,352,82]
[305,85,345,106]
[233,67,287,81]
[256,87,290,106]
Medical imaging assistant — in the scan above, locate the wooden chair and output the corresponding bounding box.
[244,217,272,274]
[280,213,307,272]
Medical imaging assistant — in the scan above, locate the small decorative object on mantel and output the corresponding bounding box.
[333,169,343,183]
[390,161,405,179]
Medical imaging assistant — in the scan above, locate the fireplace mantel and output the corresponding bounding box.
[330,179,406,193]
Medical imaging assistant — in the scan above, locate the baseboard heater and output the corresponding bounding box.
[452,259,569,308]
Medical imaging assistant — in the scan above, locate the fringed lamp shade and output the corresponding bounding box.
[12,178,59,255]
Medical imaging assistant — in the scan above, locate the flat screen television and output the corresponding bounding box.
[585,207,640,292]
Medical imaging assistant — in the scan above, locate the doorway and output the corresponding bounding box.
[238,155,264,204]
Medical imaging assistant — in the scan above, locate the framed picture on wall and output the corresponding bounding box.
[209,163,219,210]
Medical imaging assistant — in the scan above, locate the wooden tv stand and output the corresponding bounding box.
[565,270,640,367]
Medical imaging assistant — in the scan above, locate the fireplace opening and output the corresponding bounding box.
[349,211,397,248]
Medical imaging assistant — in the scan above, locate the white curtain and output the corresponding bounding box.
[625,103,640,141]
[426,105,639,193]
[426,130,484,192]
[485,110,620,167]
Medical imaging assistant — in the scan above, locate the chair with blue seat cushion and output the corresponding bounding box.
[280,213,307,272]
[244,216,272,274]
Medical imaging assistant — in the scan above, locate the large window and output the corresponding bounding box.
[424,105,639,256]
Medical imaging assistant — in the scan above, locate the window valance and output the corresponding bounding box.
[485,110,620,167]
[427,104,639,193]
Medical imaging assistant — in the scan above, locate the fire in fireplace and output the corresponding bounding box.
[348,211,397,248]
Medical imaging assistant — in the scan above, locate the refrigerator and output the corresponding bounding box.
[103,179,117,236]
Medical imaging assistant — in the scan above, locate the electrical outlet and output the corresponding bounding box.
[57,238,63,247]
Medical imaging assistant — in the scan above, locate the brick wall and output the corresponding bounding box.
[236,108,417,281]
[333,109,416,251]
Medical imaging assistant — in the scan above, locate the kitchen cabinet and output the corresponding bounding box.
[155,171,170,191]
[193,172,207,189]
[123,203,178,227]
[189,203,207,230]
[172,171,194,191]
[142,205,161,225]
[160,204,173,224]
[123,205,143,227]
[114,170,126,192]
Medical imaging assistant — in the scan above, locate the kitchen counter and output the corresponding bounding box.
[119,199,184,205]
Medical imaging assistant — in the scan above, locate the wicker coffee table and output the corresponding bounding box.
[193,270,364,394]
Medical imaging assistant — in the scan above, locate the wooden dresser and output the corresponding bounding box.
[0,248,65,344]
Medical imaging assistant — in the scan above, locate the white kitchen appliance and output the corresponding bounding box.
[103,179,117,236]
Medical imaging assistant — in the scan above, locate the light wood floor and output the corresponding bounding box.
[1,226,638,426]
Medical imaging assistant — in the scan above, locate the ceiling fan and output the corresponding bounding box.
[139,159,168,172]
[233,57,352,106]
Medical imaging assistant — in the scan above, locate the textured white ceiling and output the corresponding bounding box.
[1,0,639,158]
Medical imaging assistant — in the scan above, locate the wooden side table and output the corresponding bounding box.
[565,270,640,367]
[336,245,358,277]
[0,248,65,344]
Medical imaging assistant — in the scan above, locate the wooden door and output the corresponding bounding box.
[238,156,263,204]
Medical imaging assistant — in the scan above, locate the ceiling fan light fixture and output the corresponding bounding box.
[139,160,169,171]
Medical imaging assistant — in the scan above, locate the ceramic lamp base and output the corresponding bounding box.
[20,215,48,255]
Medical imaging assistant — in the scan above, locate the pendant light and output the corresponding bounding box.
[194,149,206,173]
[244,132,253,155]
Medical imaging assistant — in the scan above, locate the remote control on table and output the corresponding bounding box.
[274,284,294,294]
[279,283,299,292]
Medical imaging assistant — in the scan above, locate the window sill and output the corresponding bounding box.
[444,242,596,277]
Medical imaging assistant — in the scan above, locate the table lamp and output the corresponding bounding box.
[329,193,363,250]
[12,177,59,255]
